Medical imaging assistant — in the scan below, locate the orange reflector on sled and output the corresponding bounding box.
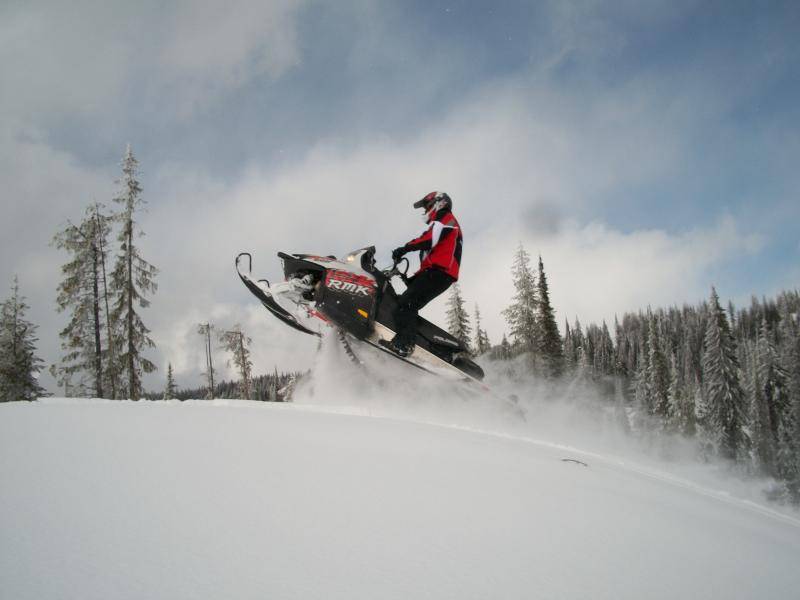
[357,309,369,318]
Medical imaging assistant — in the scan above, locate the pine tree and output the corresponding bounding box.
[702,287,749,461]
[631,334,650,427]
[647,314,670,421]
[163,363,178,400]
[109,145,158,400]
[571,319,585,367]
[563,320,576,372]
[502,244,538,357]
[666,352,684,433]
[676,339,698,436]
[52,203,115,398]
[198,323,216,399]
[577,341,593,380]
[776,298,800,500]
[220,325,253,400]
[499,333,512,360]
[747,340,774,474]
[614,316,630,378]
[757,320,789,448]
[446,283,472,353]
[595,321,615,377]
[535,255,563,377]
[473,304,491,356]
[270,366,279,401]
[0,277,46,401]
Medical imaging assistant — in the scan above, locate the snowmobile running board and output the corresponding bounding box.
[235,253,321,338]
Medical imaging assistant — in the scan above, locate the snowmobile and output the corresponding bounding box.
[235,246,487,386]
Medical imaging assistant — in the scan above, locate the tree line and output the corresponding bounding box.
[147,368,300,402]
[0,145,290,403]
[49,145,157,400]
[445,244,800,505]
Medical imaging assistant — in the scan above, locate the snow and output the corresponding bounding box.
[2,397,799,600]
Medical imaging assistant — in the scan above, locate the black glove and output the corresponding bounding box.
[391,246,407,262]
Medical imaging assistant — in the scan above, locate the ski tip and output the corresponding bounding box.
[561,458,588,467]
[235,252,253,272]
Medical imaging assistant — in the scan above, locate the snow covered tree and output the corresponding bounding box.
[269,366,280,401]
[52,203,115,398]
[666,352,684,433]
[496,333,512,360]
[220,325,253,400]
[446,283,472,353]
[198,323,216,399]
[163,363,178,400]
[631,335,650,428]
[503,244,538,358]
[776,298,800,500]
[647,314,670,421]
[671,340,697,436]
[0,277,46,402]
[757,320,789,447]
[473,304,491,356]
[596,321,616,376]
[747,340,774,474]
[109,145,158,400]
[747,319,790,476]
[535,256,563,377]
[563,320,577,371]
[702,287,749,461]
[571,319,585,368]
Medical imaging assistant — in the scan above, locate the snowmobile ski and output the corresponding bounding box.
[235,253,320,337]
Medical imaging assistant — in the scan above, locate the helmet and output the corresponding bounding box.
[413,191,452,223]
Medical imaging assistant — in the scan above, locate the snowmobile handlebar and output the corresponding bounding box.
[383,257,410,284]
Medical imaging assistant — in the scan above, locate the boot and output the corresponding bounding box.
[379,336,413,358]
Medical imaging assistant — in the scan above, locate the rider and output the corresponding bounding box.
[381,191,462,357]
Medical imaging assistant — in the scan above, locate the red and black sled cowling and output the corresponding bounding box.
[236,246,484,382]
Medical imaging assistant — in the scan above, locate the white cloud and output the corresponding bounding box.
[0,1,305,123]
[162,1,299,78]
[157,0,303,118]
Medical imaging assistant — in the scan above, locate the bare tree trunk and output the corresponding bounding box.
[238,332,251,400]
[96,205,117,399]
[126,212,136,399]
[204,325,215,399]
[91,237,104,398]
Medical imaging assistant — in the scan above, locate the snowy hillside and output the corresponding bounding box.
[2,397,799,600]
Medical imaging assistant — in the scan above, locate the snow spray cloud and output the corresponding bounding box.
[293,333,794,512]
[291,332,527,432]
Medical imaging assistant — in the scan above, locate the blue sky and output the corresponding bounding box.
[1,1,798,390]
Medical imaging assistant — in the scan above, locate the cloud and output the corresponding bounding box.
[0,1,305,125]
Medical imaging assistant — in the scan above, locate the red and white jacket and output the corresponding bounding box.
[403,210,462,280]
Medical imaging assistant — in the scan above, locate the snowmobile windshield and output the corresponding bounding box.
[343,246,376,271]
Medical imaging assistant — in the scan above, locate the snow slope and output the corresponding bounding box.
[2,399,799,600]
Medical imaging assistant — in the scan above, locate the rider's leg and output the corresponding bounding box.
[392,269,454,351]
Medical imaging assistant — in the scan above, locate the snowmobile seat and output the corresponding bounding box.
[415,316,468,354]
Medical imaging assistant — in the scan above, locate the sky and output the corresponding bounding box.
[1,0,799,393]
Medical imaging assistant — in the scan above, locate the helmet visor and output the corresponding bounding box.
[413,198,430,209]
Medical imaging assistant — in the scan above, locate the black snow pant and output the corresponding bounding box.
[392,268,455,349]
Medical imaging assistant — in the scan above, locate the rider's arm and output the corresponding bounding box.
[403,221,444,253]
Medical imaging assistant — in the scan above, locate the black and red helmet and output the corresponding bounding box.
[413,191,452,223]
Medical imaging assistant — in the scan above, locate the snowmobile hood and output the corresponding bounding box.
[279,246,377,280]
